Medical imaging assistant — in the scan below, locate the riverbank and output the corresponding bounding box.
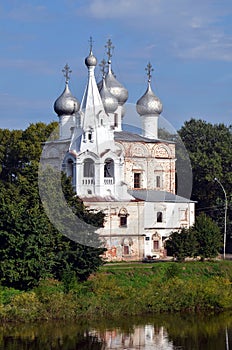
[0,261,232,322]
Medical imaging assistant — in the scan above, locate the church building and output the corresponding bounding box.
[44,39,195,261]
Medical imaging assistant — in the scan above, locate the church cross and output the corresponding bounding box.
[89,36,94,52]
[62,63,72,83]
[99,58,107,76]
[105,39,114,62]
[145,62,154,82]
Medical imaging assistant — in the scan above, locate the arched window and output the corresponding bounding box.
[104,158,114,178]
[83,158,95,178]
[152,233,160,251]
[66,159,74,178]
[122,238,132,255]
[157,211,163,223]
[118,208,129,227]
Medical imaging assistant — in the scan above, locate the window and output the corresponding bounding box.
[122,238,132,255]
[83,158,95,177]
[67,159,74,178]
[104,158,114,178]
[114,114,118,127]
[134,173,141,188]
[145,236,150,241]
[157,211,163,223]
[119,208,129,227]
[153,240,159,250]
[120,216,127,227]
[123,245,129,255]
[156,175,161,188]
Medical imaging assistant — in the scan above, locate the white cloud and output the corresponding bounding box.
[83,0,232,62]
[88,0,161,18]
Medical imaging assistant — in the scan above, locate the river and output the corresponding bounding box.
[0,312,232,349]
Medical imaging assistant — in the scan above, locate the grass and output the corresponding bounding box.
[0,260,232,323]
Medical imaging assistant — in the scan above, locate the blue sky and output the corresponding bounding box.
[1,0,232,131]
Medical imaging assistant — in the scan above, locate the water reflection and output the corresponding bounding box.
[0,312,232,350]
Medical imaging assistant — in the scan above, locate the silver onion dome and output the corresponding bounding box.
[85,50,97,67]
[105,65,128,106]
[136,82,163,116]
[99,77,118,114]
[54,83,80,116]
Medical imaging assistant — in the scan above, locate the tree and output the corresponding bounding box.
[165,227,197,261]
[166,214,222,261]
[0,123,105,290]
[178,119,232,252]
[193,213,222,261]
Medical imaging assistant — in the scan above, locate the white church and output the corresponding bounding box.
[44,39,195,261]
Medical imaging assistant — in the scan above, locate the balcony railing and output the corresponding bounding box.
[82,177,95,185]
[104,177,114,185]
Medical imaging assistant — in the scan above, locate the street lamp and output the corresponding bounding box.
[214,177,228,260]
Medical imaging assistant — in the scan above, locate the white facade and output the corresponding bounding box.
[45,41,195,261]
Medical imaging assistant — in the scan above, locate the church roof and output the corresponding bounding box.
[128,190,196,203]
[114,131,159,143]
[114,131,174,144]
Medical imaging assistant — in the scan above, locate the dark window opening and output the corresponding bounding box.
[67,159,74,178]
[123,245,129,255]
[157,211,163,223]
[83,158,95,177]
[153,240,159,250]
[114,114,118,127]
[156,175,161,188]
[134,173,141,188]
[120,216,127,227]
[104,158,114,178]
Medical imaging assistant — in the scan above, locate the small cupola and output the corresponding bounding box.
[54,64,80,116]
[136,62,163,116]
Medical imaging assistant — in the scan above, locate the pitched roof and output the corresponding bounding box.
[128,189,196,203]
[114,130,174,144]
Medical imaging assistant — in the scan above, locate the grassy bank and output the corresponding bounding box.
[0,261,232,322]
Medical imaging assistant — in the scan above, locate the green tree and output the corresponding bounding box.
[178,119,232,252]
[165,227,197,261]
[193,213,222,260]
[0,123,105,290]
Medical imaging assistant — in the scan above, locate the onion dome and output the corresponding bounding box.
[54,83,80,116]
[136,62,162,116]
[105,65,128,105]
[85,51,97,67]
[136,82,163,116]
[54,64,80,116]
[104,39,128,105]
[99,77,118,113]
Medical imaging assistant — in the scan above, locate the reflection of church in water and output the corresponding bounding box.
[89,324,175,349]
[46,39,195,261]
